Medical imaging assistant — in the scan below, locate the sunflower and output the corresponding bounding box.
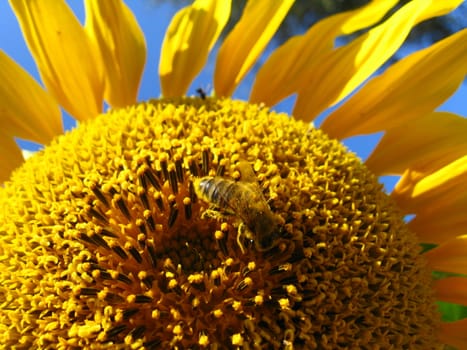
[1,0,467,348]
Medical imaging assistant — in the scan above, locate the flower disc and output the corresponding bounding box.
[0,98,439,348]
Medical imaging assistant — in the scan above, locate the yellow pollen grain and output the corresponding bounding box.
[199,334,209,346]
[213,309,223,318]
[231,333,244,346]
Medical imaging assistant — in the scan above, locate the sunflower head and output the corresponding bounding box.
[0,97,441,348]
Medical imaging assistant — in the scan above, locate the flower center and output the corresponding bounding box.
[0,98,440,348]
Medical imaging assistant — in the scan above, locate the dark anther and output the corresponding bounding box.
[129,246,143,264]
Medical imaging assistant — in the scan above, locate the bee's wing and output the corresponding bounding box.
[236,161,257,184]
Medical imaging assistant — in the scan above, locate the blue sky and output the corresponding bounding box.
[1,1,466,191]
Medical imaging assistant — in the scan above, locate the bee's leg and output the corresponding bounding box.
[201,207,224,221]
[237,223,247,254]
[237,223,255,254]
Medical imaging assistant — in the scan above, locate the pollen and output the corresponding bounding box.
[0,98,440,348]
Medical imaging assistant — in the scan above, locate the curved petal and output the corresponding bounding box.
[439,319,467,350]
[321,27,467,138]
[10,0,104,121]
[294,0,464,123]
[366,112,467,176]
[214,0,294,97]
[0,51,62,144]
[160,0,231,97]
[85,0,146,108]
[408,195,467,244]
[434,277,467,306]
[391,155,467,213]
[249,0,398,106]
[0,132,24,183]
[424,236,467,275]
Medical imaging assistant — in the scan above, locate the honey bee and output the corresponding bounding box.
[194,161,279,253]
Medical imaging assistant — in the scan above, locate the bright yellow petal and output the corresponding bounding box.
[85,0,146,108]
[0,132,24,183]
[295,0,465,123]
[321,27,467,138]
[159,0,231,97]
[214,0,294,97]
[249,0,397,106]
[391,155,467,213]
[434,277,467,305]
[439,319,467,350]
[408,195,467,244]
[365,112,467,176]
[0,51,62,144]
[425,236,467,275]
[10,0,104,121]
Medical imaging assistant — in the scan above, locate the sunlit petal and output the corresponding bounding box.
[321,27,467,138]
[0,51,62,144]
[85,0,146,108]
[434,277,467,306]
[424,236,467,275]
[160,0,231,97]
[214,0,294,97]
[366,112,467,176]
[0,132,23,183]
[9,0,104,121]
[392,155,467,213]
[250,0,397,106]
[295,0,465,123]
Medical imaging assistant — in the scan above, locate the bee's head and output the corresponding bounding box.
[252,214,280,251]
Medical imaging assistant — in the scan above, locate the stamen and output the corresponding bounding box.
[168,164,178,194]
[144,211,156,232]
[106,324,127,338]
[174,154,184,182]
[129,325,146,339]
[153,192,165,212]
[88,206,108,224]
[168,203,178,228]
[138,186,150,210]
[202,148,210,176]
[126,243,143,264]
[135,295,153,303]
[115,194,132,221]
[159,153,169,181]
[79,287,99,296]
[183,197,192,220]
[216,158,227,176]
[143,165,162,191]
[147,244,158,268]
[90,181,110,208]
[123,308,139,319]
[188,157,199,177]
[111,242,129,260]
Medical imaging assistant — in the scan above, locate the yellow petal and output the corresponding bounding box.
[424,236,467,275]
[85,0,146,108]
[159,0,231,97]
[321,27,467,138]
[214,0,294,97]
[10,0,104,121]
[434,277,467,306]
[249,0,397,106]
[408,195,467,244]
[439,319,467,350]
[391,155,467,213]
[0,51,62,144]
[366,112,467,176]
[295,0,465,123]
[0,132,24,183]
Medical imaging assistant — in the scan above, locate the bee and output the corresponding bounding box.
[194,161,279,253]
